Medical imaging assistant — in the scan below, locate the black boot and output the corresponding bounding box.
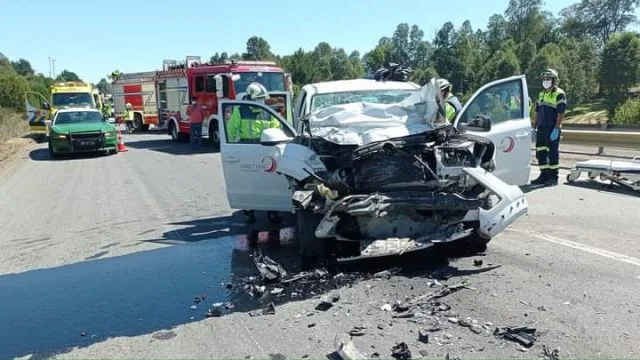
[544,172,559,187]
[530,170,548,185]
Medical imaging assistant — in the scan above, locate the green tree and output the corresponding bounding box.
[56,70,80,82]
[410,66,439,85]
[560,0,640,46]
[484,14,509,53]
[243,36,275,61]
[209,52,229,64]
[0,70,29,111]
[363,37,394,74]
[504,0,544,44]
[96,78,112,94]
[481,41,521,83]
[11,59,34,76]
[599,32,640,114]
[432,22,457,81]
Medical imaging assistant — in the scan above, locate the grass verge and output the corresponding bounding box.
[0,107,39,164]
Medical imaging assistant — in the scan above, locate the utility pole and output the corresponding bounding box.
[52,59,56,79]
[48,57,52,78]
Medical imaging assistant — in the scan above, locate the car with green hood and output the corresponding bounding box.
[47,108,119,158]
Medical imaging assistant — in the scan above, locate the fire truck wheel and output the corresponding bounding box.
[209,120,220,150]
[132,113,143,132]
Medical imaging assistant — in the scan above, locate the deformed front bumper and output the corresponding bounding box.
[300,166,528,259]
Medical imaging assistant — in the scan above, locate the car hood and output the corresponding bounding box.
[307,78,447,146]
[51,123,116,134]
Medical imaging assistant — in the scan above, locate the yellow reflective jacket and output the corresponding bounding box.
[227,106,280,142]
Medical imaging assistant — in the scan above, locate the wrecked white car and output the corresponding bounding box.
[217,76,532,262]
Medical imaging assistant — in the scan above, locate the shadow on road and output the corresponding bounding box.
[125,138,219,155]
[564,179,639,197]
[0,209,486,359]
[28,148,115,162]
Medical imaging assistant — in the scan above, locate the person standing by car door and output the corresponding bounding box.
[531,69,567,187]
[187,96,205,151]
[437,79,462,123]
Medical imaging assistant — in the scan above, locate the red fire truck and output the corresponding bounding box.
[112,71,159,132]
[113,56,293,148]
[157,56,293,148]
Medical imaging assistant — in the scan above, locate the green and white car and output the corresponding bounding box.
[47,108,119,158]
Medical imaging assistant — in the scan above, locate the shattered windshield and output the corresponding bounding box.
[52,92,95,108]
[307,80,445,146]
[310,90,417,112]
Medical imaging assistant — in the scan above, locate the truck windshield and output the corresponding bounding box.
[52,93,94,108]
[311,89,417,112]
[54,111,104,125]
[234,72,285,95]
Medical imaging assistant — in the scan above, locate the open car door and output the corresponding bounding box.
[218,100,298,212]
[25,91,50,133]
[454,75,532,186]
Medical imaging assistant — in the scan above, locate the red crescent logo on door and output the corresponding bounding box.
[501,136,515,153]
[262,156,277,173]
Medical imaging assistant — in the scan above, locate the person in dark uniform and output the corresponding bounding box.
[531,69,567,186]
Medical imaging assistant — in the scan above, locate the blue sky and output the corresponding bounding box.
[0,0,630,83]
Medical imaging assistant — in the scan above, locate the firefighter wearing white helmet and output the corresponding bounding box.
[437,78,462,123]
[124,102,134,125]
[531,68,567,187]
[227,82,280,143]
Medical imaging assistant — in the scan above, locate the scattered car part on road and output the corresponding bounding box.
[494,326,537,347]
[566,158,640,192]
[251,252,287,282]
[333,333,368,360]
[248,302,276,317]
[391,342,411,360]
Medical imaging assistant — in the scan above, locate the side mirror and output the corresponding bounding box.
[260,128,292,146]
[44,119,52,126]
[43,102,51,110]
[463,115,492,132]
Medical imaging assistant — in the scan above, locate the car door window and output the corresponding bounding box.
[222,102,295,144]
[458,80,524,124]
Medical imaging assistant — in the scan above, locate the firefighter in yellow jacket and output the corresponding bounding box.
[227,82,281,143]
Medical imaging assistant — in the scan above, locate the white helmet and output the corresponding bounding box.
[437,78,452,92]
[246,82,269,100]
[125,102,132,109]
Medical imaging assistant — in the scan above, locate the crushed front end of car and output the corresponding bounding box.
[273,79,528,261]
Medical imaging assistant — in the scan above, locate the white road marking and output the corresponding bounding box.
[506,228,640,268]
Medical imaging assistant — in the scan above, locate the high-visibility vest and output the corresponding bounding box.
[227,106,280,142]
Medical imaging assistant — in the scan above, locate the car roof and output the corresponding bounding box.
[55,107,102,114]
[303,79,420,95]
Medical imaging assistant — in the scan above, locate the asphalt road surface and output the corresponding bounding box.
[1,133,639,359]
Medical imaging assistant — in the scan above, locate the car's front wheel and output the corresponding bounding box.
[48,141,58,159]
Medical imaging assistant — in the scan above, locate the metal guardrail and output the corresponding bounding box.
[561,129,640,150]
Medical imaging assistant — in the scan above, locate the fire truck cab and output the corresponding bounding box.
[157,56,293,149]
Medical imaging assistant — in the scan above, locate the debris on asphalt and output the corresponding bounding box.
[80,332,87,337]
[381,303,393,312]
[349,326,367,336]
[418,330,430,343]
[371,352,380,358]
[393,301,410,312]
[331,293,341,303]
[542,345,560,360]
[225,283,233,289]
[419,350,428,357]
[448,317,459,324]
[374,267,402,279]
[249,302,276,317]
[316,299,334,311]
[409,282,469,306]
[391,342,411,360]
[308,323,316,328]
[193,294,207,304]
[252,252,287,282]
[538,305,548,311]
[377,324,384,330]
[519,300,531,306]
[206,303,224,317]
[270,287,284,295]
[334,334,367,360]
[190,305,197,310]
[473,259,483,267]
[494,326,537,347]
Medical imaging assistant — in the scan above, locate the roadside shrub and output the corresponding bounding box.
[0,69,28,111]
[0,107,28,145]
[611,98,640,126]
